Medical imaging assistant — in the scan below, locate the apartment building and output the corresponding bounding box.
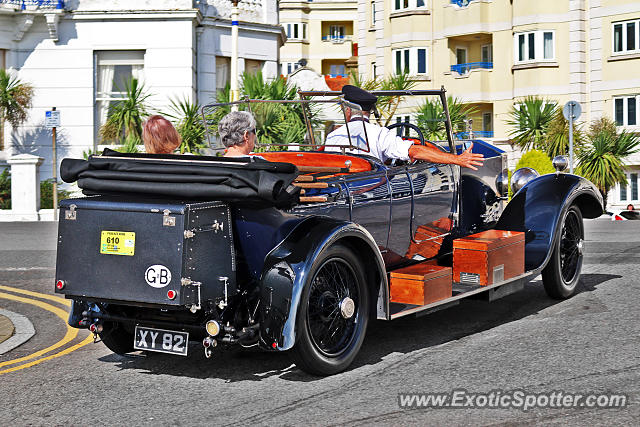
[0,0,283,179]
[358,0,640,209]
[279,0,358,80]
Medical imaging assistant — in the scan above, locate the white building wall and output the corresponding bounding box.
[0,0,283,182]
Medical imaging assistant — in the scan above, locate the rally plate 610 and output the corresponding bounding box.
[100,231,135,256]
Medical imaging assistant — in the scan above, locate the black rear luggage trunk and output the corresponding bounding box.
[55,196,236,309]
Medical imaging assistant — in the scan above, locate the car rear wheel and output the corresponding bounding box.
[99,322,135,355]
[542,206,584,299]
[290,243,369,376]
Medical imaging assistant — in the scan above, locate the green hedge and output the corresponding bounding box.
[515,149,555,176]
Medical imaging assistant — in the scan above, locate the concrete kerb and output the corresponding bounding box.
[0,308,35,355]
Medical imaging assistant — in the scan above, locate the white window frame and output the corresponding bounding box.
[329,64,346,77]
[612,19,640,55]
[456,46,468,65]
[94,50,145,144]
[481,43,493,63]
[513,30,555,64]
[393,0,427,12]
[393,115,414,137]
[329,25,345,41]
[284,22,307,41]
[371,1,377,27]
[371,61,377,79]
[392,47,428,76]
[282,61,302,76]
[482,112,492,132]
[613,95,639,127]
[619,172,639,203]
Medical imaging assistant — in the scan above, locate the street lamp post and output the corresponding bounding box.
[230,0,240,111]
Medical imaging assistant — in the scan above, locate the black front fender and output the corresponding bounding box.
[496,173,603,271]
[257,216,387,351]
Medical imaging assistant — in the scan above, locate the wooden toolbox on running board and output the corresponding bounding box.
[453,230,525,286]
[390,264,452,305]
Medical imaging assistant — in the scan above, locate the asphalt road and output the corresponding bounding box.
[0,219,637,425]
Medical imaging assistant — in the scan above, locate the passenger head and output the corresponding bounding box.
[218,111,257,156]
[143,115,181,154]
[627,204,635,211]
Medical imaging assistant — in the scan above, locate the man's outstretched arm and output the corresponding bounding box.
[408,142,484,170]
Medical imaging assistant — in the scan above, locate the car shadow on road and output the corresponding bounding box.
[98,273,620,383]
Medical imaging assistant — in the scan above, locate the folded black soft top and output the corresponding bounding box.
[60,148,300,206]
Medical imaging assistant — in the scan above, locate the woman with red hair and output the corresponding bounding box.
[142,115,181,154]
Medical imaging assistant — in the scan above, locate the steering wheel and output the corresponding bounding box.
[386,122,445,152]
[386,122,425,145]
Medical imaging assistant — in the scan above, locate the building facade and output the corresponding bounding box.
[358,0,640,209]
[279,0,358,78]
[0,0,283,179]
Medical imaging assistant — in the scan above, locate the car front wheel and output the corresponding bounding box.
[290,243,369,376]
[542,205,584,299]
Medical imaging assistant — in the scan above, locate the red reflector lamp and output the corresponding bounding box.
[167,290,177,300]
[56,280,65,290]
[272,342,277,349]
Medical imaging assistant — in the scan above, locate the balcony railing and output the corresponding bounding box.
[455,131,494,139]
[321,35,353,44]
[450,0,477,7]
[450,62,493,74]
[0,0,64,8]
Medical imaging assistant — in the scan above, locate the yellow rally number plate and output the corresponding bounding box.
[100,231,136,256]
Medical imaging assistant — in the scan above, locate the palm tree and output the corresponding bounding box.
[577,118,640,207]
[347,70,417,127]
[543,111,585,158]
[164,96,207,154]
[99,77,151,145]
[376,72,417,127]
[0,69,34,151]
[506,96,558,151]
[415,96,479,140]
[210,71,314,151]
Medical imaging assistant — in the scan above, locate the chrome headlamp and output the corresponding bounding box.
[511,167,540,194]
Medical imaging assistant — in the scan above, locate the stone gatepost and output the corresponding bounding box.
[7,154,44,221]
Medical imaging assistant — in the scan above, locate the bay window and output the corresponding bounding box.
[613,19,640,54]
[514,31,555,63]
[614,95,639,127]
[393,47,428,76]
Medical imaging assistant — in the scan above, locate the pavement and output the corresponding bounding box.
[0,313,13,343]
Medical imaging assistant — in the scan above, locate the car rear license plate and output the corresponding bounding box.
[133,326,189,356]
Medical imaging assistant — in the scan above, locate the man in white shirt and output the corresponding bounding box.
[325,85,484,170]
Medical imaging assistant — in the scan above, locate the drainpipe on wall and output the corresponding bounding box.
[230,0,240,111]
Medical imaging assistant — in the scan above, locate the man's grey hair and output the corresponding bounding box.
[218,111,257,148]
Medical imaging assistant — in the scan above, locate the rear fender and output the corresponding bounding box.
[495,173,603,271]
[257,216,387,351]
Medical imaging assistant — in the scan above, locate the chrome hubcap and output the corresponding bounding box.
[340,297,355,319]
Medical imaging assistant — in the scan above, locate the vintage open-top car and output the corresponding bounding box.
[55,89,603,375]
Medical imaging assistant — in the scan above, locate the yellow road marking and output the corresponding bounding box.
[0,291,79,370]
[0,334,93,375]
[0,285,71,307]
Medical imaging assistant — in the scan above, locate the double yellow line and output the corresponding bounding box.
[0,285,93,375]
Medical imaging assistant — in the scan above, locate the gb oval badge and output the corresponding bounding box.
[145,264,172,288]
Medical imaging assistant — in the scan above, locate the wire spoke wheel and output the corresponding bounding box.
[291,243,369,376]
[542,205,584,299]
[307,258,359,356]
